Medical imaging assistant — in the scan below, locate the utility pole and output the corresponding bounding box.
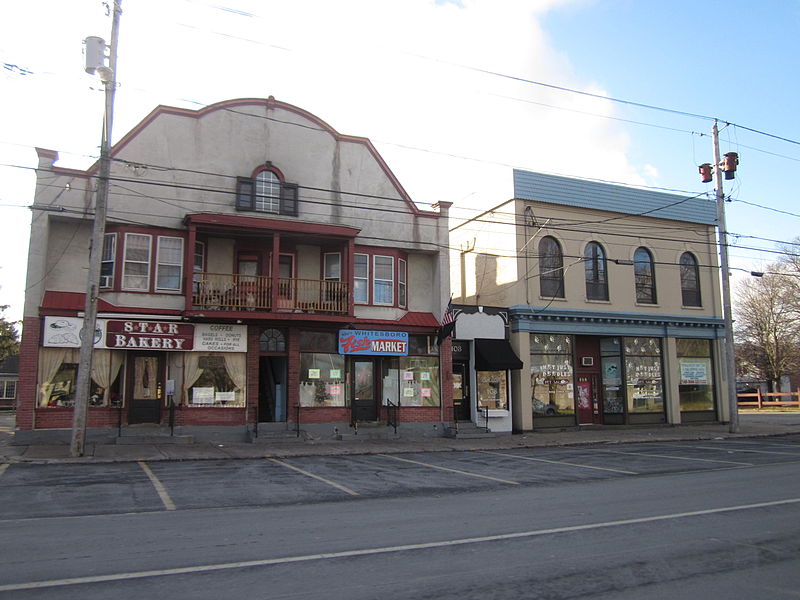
[71,1,122,457]
[710,120,739,434]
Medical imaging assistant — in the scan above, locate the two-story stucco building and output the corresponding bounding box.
[17,97,453,443]
[449,169,729,432]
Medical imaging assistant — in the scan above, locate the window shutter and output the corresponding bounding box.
[236,177,255,210]
[280,183,299,216]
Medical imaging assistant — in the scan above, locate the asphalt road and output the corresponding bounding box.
[2,435,800,598]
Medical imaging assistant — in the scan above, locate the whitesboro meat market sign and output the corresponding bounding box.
[337,329,408,356]
[43,317,246,352]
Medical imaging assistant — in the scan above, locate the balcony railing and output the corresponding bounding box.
[192,273,348,314]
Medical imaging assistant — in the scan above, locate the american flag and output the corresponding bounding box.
[437,298,456,343]
[442,298,455,325]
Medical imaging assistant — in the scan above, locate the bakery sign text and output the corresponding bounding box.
[106,320,195,350]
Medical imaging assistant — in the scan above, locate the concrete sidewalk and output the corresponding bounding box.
[1,413,798,464]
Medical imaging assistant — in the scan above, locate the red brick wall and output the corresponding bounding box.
[16,317,41,430]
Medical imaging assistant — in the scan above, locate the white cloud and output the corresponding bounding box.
[0,0,646,322]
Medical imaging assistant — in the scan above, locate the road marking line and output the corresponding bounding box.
[137,461,176,511]
[3,496,800,593]
[482,450,638,475]
[596,448,753,466]
[0,464,8,477]
[679,444,800,457]
[268,458,359,496]
[379,453,520,484]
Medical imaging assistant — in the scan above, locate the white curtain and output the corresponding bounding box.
[91,350,124,405]
[38,348,68,407]
[38,348,81,407]
[223,353,247,402]
[183,352,203,404]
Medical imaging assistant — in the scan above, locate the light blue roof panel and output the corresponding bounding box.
[513,169,717,226]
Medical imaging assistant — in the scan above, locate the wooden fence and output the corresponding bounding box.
[737,390,800,409]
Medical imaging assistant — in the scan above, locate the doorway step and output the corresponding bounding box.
[444,422,496,439]
[115,426,194,445]
[336,421,401,441]
[248,423,307,444]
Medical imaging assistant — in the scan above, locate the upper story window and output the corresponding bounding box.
[584,241,608,301]
[539,236,564,298]
[324,253,341,282]
[354,254,369,304]
[156,236,184,292]
[255,170,280,213]
[634,247,657,304]
[680,252,702,307]
[123,233,151,291]
[398,258,407,309]
[236,166,298,216]
[374,255,394,305]
[100,233,116,288]
[354,249,407,308]
[106,228,187,294]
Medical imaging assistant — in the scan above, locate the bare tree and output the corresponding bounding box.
[734,265,800,392]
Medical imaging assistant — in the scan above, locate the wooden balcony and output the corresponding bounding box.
[192,273,349,314]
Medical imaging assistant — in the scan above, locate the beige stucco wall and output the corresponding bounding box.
[451,198,721,319]
[27,100,451,322]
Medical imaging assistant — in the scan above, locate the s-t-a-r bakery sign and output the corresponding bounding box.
[106,320,195,350]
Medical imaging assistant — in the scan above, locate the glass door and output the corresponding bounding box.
[351,358,377,421]
[128,354,162,424]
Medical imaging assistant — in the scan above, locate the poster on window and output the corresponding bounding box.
[680,360,709,385]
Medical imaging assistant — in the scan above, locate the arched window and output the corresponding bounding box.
[634,247,657,304]
[539,236,564,298]
[584,241,608,301]
[255,170,281,213]
[259,328,286,353]
[680,252,701,307]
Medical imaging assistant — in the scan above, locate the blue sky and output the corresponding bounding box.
[540,0,800,269]
[1,0,798,324]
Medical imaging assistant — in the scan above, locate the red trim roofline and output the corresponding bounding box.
[185,213,360,237]
[39,98,442,217]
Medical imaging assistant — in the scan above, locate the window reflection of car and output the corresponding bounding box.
[533,399,559,415]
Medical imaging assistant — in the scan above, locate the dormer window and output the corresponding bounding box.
[236,166,298,216]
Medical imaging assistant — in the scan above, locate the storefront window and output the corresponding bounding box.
[477,371,508,410]
[186,352,246,407]
[624,337,663,413]
[299,353,346,407]
[531,334,574,416]
[677,338,715,411]
[38,348,124,408]
[397,356,440,407]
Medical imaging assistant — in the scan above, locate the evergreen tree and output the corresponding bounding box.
[0,305,20,362]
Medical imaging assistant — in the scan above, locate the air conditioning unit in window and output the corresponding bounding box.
[99,275,113,288]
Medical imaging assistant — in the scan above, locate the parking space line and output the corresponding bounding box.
[138,461,176,511]
[0,464,8,477]
[482,451,638,475]
[597,449,753,466]
[678,444,800,457]
[268,459,359,496]
[379,454,520,485]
